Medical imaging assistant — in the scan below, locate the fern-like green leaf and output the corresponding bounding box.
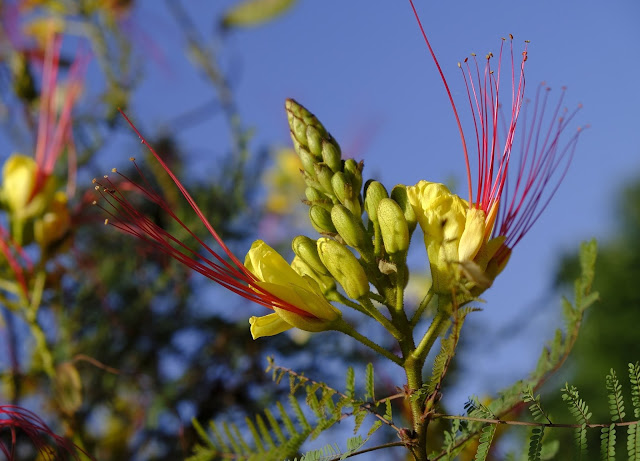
[256,414,276,449]
[345,367,355,400]
[474,424,497,461]
[289,394,311,432]
[232,422,251,455]
[210,420,227,452]
[523,385,552,424]
[628,422,640,461]
[367,420,382,437]
[605,369,625,422]
[577,423,588,459]
[600,423,615,461]
[223,421,241,454]
[365,363,375,401]
[245,417,264,453]
[527,426,544,461]
[561,383,592,424]
[384,399,392,422]
[630,362,640,418]
[353,409,367,435]
[427,337,453,395]
[265,407,286,444]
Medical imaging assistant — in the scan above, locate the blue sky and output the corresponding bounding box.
[123,0,640,409]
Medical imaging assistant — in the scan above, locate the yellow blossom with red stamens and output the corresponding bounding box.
[0,32,85,244]
[246,240,341,339]
[94,112,341,340]
[408,1,583,294]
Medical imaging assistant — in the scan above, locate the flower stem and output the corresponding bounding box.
[360,297,403,340]
[410,289,434,327]
[333,320,402,366]
[412,300,451,364]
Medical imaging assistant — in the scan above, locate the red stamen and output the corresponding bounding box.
[409,2,583,253]
[94,116,317,319]
[0,405,92,460]
[408,0,473,204]
[30,33,88,202]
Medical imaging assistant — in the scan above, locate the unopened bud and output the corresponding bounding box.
[317,238,369,300]
[364,180,388,224]
[314,163,334,195]
[305,186,325,203]
[291,116,308,148]
[291,256,335,294]
[309,205,337,234]
[297,146,317,178]
[331,172,361,215]
[377,198,410,254]
[306,125,323,157]
[331,205,372,252]
[292,235,329,275]
[322,141,342,173]
[391,185,417,232]
[343,159,363,195]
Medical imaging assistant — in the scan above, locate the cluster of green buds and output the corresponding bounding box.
[286,99,416,310]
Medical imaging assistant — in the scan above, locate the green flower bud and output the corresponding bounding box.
[291,116,308,148]
[292,235,329,275]
[298,147,317,178]
[377,198,410,254]
[344,159,363,195]
[309,205,337,234]
[331,172,361,215]
[317,237,369,300]
[322,141,342,173]
[364,180,388,224]
[330,204,372,253]
[391,184,417,232]
[291,256,336,294]
[314,163,334,195]
[306,125,323,157]
[305,186,326,203]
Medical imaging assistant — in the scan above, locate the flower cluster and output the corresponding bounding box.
[94,11,582,345]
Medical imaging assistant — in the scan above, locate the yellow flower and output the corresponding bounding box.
[245,240,341,339]
[1,154,53,221]
[407,180,487,293]
[34,191,71,250]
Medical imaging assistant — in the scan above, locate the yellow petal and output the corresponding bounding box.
[249,313,292,339]
[255,280,340,322]
[245,240,311,290]
[2,154,36,213]
[459,208,486,262]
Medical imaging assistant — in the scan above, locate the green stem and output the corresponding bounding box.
[404,354,428,460]
[360,297,403,340]
[333,320,402,366]
[25,270,55,379]
[410,289,434,327]
[412,304,450,365]
[328,292,374,318]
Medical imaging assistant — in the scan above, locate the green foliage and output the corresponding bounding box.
[523,385,553,424]
[600,423,615,461]
[189,359,390,460]
[628,423,640,461]
[630,362,640,418]
[605,369,625,422]
[561,383,590,457]
[427,241,598,461]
